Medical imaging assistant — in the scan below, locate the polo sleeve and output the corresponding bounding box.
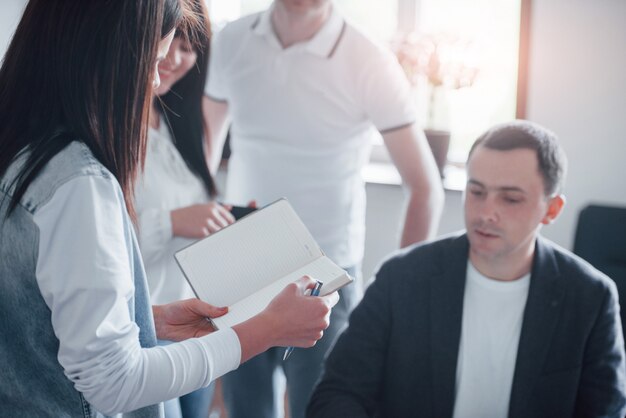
[206,28,229,102]
[360,48,417,133]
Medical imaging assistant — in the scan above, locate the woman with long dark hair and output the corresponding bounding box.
[133,1,232,416]
[0,1,338,416]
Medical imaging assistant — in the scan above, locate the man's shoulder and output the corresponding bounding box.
[375,232,467,280]
[336,18,396,63]
[3,141,115,215]
[214,12,261,42]
[340,18,383,49]
[539,237,616,294]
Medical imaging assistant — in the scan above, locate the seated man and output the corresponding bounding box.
[307,120,626,418]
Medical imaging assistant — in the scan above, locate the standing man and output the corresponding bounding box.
[307,120,626,418]
[204,1,444,417]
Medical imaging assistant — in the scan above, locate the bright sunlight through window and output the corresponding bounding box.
[207,0,522,166]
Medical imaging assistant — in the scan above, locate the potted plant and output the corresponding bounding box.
[392,32,478,177]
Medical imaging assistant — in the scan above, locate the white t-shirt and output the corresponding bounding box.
[452,262,531,418]
[134,123,208,305]
[207,5,416,266]
[33,174,240,415]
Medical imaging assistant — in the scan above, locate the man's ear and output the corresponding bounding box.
[541,194,566,225]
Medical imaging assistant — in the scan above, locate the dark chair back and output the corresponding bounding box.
[573,204,626,338]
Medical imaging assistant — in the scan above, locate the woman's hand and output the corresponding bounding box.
[233,276,340,363]
[171,202,235,239]
[152,299,229,341]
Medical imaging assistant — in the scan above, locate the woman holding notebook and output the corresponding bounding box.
[0,1,338,416]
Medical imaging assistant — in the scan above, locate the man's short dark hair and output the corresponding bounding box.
[468,120,568,196]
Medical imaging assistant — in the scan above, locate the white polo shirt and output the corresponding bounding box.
[207,5,416,266]
[134,123,207,305]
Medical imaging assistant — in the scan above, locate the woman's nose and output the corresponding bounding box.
[167,49,182,68]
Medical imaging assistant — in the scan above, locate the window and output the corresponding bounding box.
[412,0,523,163]
[206,0,526,167]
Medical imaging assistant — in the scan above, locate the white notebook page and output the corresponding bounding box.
[211,256,350,329]
[175,200,323,307]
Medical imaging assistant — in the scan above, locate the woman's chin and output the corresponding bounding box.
[155,82,173,97]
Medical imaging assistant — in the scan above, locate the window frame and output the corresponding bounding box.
[369,0,530,176]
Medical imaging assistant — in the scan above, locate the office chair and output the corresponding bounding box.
[573,204,626,338]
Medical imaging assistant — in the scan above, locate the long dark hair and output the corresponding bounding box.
[156,0,217,197]
[0,0,184,220]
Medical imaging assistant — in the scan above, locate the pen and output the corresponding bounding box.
[283,280,323,361]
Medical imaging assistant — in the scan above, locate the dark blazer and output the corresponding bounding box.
[307,234,626,418]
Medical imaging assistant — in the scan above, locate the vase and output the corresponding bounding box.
[424,129,450,178]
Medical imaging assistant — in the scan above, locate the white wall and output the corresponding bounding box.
[0,0,25,60]
[363,185,464,279]
[363,0,626,278]
[525,0,626,248]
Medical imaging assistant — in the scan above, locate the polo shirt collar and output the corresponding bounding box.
[251,4,345,58]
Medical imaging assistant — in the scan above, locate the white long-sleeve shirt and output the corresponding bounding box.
[33,174,240,415]
[134,124,210,305]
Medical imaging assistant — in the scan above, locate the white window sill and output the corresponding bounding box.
[362,162,466,192]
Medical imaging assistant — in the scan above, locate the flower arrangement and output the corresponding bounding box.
[391,32,479,129]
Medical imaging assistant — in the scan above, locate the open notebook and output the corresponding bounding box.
[174,199,353,329]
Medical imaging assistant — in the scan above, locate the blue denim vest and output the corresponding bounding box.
[0,142,163,417]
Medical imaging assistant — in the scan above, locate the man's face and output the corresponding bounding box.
[464,146,561,267]
[276,0,330,15]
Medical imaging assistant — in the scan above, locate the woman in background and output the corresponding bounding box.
[134,1,232,416]
[0,1,338,416]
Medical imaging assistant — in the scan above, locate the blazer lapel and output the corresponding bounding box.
[508,237,565,418]
[430,235,469,418]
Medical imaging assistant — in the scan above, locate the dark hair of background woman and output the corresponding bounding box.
[0,0,184,220]
[156,0,218,197]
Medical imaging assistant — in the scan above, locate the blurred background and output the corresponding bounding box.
[2,0,625,280]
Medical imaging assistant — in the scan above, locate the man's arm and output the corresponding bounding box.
[575,282,626,416]
[202,96,231,175]
[382,123,444,247]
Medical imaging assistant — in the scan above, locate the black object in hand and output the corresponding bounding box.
[229,205,257,220]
